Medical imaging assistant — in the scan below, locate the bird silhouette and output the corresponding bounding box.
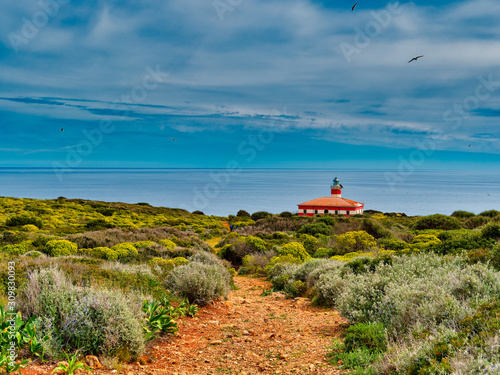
[60,128,64,131]
[468,144,471,147]
[170,138,176,141]
[408,55,424,63]
[352,3,357,11]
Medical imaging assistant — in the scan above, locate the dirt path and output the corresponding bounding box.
[23,277,347,375]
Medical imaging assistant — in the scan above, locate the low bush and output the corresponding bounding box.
[111,243,138,259]
[481,223,500,241]
[19,268,145,360]
[44,240,78,257]
[451,210,475,219]
[251,211,273,221]
[167,256,231,305]
[335,231,376,255]
[412,214,461,230]
[297,223,331,236]
[5,214,43,229]
[463,215,489,229]
[479,210,500,218]
[277,242,310,262]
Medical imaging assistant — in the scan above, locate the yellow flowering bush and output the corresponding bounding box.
[159,239,176,250]
[335,231,377,254]
[278,242,310,262]
[44,240,78,257]
[111,243,138,258]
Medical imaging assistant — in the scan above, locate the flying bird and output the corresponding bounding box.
[468,144,471,147]
[170,138,176,141]
[60,128,64,131]
[352,3,357,11]
[408,55,424,63]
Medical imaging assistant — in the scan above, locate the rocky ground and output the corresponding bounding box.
[22,277,347,375]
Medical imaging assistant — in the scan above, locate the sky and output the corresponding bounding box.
[1,0,500,170]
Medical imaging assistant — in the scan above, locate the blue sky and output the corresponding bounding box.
[1,0,500,169]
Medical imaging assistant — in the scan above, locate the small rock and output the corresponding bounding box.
[209,339,223,345]
[85,355,101,369]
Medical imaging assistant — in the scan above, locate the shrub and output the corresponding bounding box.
[133,241,156,249]
[192,210,204,215]
[21,224,39,232]
[44,240,78,257]
[335,231,376,254]
[451,210,475,219]
[411,234,441,250]
[5,214,43,228]
[237,210,251,217]
[343,322,387,354]
[85,218,115,230]
[298,234,319,255]
[362,219,392,239]
[167,261,231,305]
[297,223,331,236]
[2,242,31,255]
[479,210,500,218]
[463,215,489,229]
[244,235,267,251]
[481,223,500,241]
[279,211,293,218]
[412,214,461,230]
[317,216,335,226]
[111,243,138,258]
[314,247,334,258]
[378,238,408,251]
[93,247,118,260]
[19,268,145,360]
[251,211,273,221]
[159,239,176,250]
[277,242,310,262]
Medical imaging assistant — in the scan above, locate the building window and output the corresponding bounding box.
[303,209,307,214]
[324,209,329,214]
[315,210,318,214]
[335,210,338,215]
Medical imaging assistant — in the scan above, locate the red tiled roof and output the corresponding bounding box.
[298,196,363,208]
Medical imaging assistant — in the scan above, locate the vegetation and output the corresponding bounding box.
[1,195,499,374]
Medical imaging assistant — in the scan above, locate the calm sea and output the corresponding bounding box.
[0,169,498,217]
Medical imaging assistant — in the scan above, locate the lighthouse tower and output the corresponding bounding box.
[331,177,342,197]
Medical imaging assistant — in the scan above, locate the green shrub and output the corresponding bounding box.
[314,247,334,258]
[44,240,78,257]
[21,224,39,232]
[237,210,251,217]
[298,234,319,255]
[317,216,335,226]
[378,238,408,251]
[133,241,156,249]
[5,214,43,229]
[297,223,331,236]
[2,242,31,255]
[451,210,475,219]
[343,322,387,354]
[93,247,118,260]
[412,214,461,230]
[85,218,115,230]
[251,211,273,221]
[279,211,293,218]
[19,268,145,360]
[363,219,392,239]
[481,223,500,241]
[31,235,51,249]
[167,261,231,305]
[335,231,377,254]
[244,235,267,251]
[411,234,441,250]
[159,239,176,250]
[479,210,500,218]
[463,215,489,229]
[111,243,138,258]
[277,242,310,262]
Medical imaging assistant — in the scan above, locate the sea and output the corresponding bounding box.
[0,168,499,217]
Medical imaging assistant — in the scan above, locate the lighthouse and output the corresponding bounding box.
[297,177,364,217]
